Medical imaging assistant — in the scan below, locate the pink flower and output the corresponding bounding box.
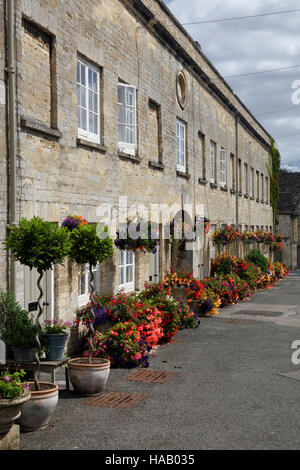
[4,376,9,382]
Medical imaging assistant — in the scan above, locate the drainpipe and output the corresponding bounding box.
[7,0,17,295]
[235,113,240,257]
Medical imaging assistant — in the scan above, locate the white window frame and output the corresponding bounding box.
[118,83,137,156]
[244,163,248,195]
[210,141,216,183]
[176,118,186,172]
[78,263,99,307]
[118,250,135,293]
[220,148,226,187]
[77,56,100,144]
[250,168,254,197]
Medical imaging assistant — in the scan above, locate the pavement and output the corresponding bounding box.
[20,271,300,450]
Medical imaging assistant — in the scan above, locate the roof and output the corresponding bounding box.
[278,170,300,215]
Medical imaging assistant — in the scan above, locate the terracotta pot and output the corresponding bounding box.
[68,357,110,396]
[0,390,31,434]
[17,382,59,432]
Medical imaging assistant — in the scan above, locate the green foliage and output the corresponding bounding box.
[246,249,268,274]
[0,369,27,399]
[0,288,24,333]
[2,309,38,349]
[4,217,71,273]
[238,262,261,288]
[267,136,281,228]
[68,224,113,267]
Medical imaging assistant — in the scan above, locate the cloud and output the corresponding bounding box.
[165,0,300,168]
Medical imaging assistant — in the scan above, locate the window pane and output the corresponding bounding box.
[118,104,125,124]
[81,86,86,109]
[119,266,124,285]
[118,123,125,142]
[127,250,133,264]
[118,85,125,104]
[81,108,87,130]
[81,64,86,86]
[77,61,80,83]
[126,87,134,106]
[126,266,133,283]
[88,68,93,90]
[77,106,81,129]
[77,84,81,106]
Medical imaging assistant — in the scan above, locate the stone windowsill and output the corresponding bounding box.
[148,160,165,171]
[21,116,62,139]
[77,138,108,153]
[177,170,191,179]
[198,178,208,185]
[118,152,142,164]
[220,185,228,192]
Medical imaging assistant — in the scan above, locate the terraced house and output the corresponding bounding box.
[0,0,273,322]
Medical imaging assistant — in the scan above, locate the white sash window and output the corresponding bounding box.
[118,250,135,293]
[220,148,226,186]
[77,56,100,143]
[118,84,137,155]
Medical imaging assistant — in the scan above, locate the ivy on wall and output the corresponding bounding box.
[267,136,281,230]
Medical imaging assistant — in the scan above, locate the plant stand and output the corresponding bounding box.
[0,359,70,390]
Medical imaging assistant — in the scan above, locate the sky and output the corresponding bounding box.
[165,0,300,171]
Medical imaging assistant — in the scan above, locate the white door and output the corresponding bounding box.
[24,266,54,321]
[149,247,160,283]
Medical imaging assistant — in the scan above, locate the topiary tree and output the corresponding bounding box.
[68,224,113,363]
[4,216,71,390]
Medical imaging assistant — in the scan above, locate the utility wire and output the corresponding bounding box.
[225,64,300,79]
[276,131,300,140]
[256,105,300,117]
[182,8,300,25]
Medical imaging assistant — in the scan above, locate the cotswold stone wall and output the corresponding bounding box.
[0,0,273,318]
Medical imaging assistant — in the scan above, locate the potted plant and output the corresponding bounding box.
[41,320,73,361]
[4,216,70,431]
[67,221,113,396]
[1,309,38,362]
[0,369,30,434]
[0,289,34,361]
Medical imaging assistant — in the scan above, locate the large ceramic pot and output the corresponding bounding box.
[11,347,38,362]
[43,334,68,361]
[17,382,59,432]
[0,390,31,434]
[68,358,110,396]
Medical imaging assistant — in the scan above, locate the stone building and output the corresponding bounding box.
[278,170,300,269]
[0,0,273,322]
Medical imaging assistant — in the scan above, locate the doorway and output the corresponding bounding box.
[24,266,54,321]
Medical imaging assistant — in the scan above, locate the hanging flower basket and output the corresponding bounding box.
[254,231,264,243]
[114,220,160,254]
[212,225,240,247]
[262,232,274,245]
[240,231,257,244]
[62,215,88,231]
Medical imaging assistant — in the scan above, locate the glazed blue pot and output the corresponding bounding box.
[43,334,68,361]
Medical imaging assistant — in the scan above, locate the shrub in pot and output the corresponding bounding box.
[0,289,34,360]
[4,216,70,431]
[67,222,113,396]
[1,309,39,362]
[41,319,73,361]
[0,369,30,434]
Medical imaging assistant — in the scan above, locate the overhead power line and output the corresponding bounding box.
[182,9,300,25]
[257,105,300,117]
[225,64,300,79]
[276,131,300,140]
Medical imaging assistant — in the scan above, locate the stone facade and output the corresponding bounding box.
[0,0,273,321]
[278,170,300,269]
